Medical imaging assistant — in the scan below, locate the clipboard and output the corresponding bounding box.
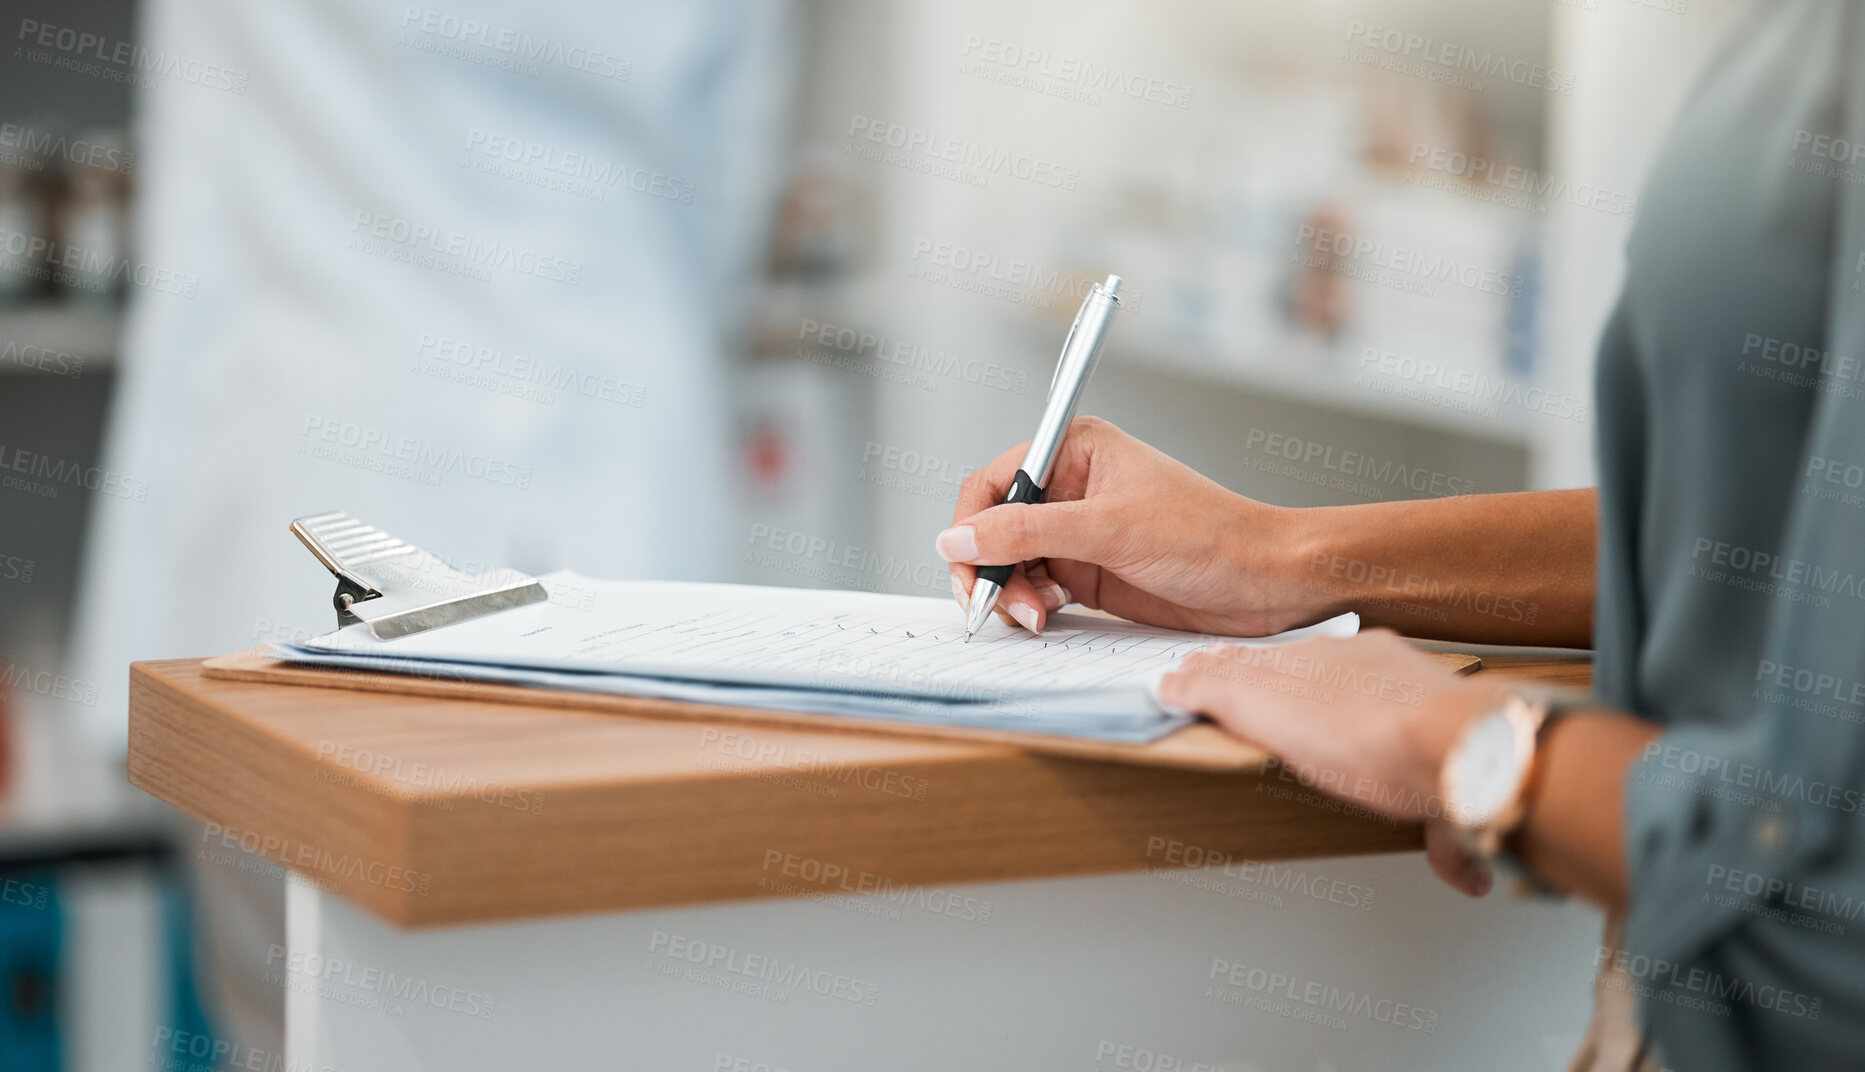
[199,513,1481,773]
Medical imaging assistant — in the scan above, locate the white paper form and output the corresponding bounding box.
[276,572,1358,742]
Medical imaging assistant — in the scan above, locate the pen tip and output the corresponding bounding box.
[963,631,972,644]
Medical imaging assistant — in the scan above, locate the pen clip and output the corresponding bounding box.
[1048,296,1091,399]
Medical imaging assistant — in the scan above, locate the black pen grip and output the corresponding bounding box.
[975,468,1045,586]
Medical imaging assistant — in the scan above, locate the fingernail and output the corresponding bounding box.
[1037,583,1070,612]
[935,526,978,562]
[951,574,969,609]
[1007,601,1040,635]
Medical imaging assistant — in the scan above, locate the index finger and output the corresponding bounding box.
[951,415,1111,527]
[945,439,1032,597]
[951,437,1034,528]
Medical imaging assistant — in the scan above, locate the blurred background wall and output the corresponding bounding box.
[731,0,1737,599]
[0,0,1741,1068]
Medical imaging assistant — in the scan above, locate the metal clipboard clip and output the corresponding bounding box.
[290,511,547,640]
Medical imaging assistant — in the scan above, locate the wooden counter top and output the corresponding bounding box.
[127,652,1590,929]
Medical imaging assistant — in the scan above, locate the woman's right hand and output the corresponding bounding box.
[939,417,1330,637]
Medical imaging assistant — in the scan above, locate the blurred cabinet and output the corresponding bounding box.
[0,872,59,1072]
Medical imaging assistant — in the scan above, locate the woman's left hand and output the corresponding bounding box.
[1157,630,1509,897]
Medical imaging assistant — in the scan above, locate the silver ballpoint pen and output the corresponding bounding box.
[963,274,1123,641]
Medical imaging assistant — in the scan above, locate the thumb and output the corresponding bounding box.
[936,498,1110,568]
[1424,820,1492,898]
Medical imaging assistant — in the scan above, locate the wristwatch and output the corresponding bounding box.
[1439,687,1577,862]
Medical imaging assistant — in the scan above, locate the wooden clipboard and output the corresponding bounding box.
[200,647,1480,773]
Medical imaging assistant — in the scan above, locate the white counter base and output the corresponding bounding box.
[284,853,1603,1072]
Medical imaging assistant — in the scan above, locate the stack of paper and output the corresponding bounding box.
[274,572,1357,743]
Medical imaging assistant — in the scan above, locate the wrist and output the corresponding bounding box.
[1281,504,1382,620]
[1406,677,1515,807]
[1249,503,1351,622]
[1212,497,1318,631]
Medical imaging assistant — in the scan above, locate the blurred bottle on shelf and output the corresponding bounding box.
[1286,200,1353,341]
[765,151,867,286]
[51,127,133,306]
[0,135,49,307]
[0,122,136,308]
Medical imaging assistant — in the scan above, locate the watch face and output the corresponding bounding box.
[1445,710,1529,828]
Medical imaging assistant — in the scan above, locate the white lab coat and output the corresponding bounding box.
[66,0,798,748]
[62,0,798,1056]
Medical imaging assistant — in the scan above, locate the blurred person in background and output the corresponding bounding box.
[942,1,1865,1068]
[65,0,797,1053]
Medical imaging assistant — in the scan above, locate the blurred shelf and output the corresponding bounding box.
[1112,336,1534,448]
[0,808,174,872]
[0,304,121,376]
[0,695,176,870]
[789,275,1536,448]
